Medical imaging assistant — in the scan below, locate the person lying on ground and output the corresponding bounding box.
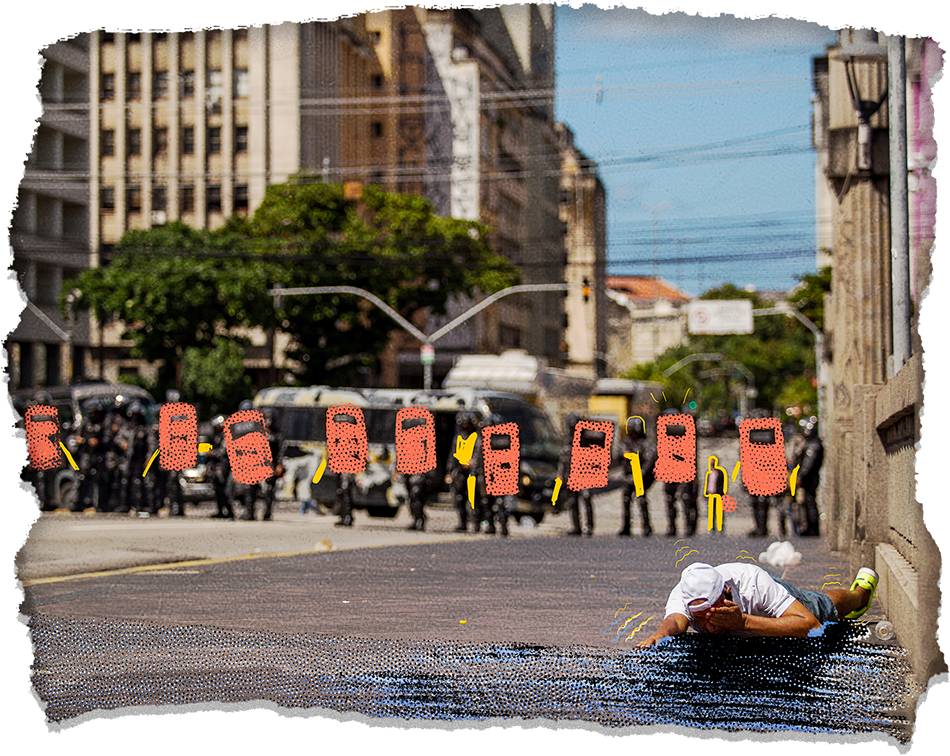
[636,561,877,648]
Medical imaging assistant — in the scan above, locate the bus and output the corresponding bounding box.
[252,386,563,522]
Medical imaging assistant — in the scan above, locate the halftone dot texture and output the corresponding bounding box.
[567,420,614,491]
[738,418,788,496]
[326,404,368,475]
[29,615,918,743]
[395,406,437,475]
[655,414,696,484]
[224,410,273,485]
[25,405,62,470]
[481,423,520,496]
[159,403,198,472]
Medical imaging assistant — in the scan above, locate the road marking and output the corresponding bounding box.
[20,547,330,587]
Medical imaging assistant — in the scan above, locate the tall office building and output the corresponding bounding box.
[9,33,91,389]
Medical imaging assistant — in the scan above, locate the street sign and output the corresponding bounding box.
[687,300,754,335]
[420,344,435,365]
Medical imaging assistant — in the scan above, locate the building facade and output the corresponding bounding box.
[605,276,691,371]
[9,33,91,389]
[557,123,607,379]
[813,30,943,684]
[18,7,568,392]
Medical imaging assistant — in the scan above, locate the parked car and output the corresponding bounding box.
[179,436,214,504]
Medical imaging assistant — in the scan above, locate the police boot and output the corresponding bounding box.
[747,498,768,537]
[583,494,594,536]
[639,497,653,537]
[568,496,582,536]
[481,498,496,534]
[618,495,632,536]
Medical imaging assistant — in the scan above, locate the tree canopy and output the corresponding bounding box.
[624,274,830,422]
[66,180,519,410]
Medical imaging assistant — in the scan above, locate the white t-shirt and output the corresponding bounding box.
[665,562,797,638]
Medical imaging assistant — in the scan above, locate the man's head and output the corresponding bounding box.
[680,563,731,633]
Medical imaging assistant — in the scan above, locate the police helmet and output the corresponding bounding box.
[261,407,278,427]
[127,401,146,421]
[457,411,476,428]
[211,414,227,431]
[238,400,255,412]
[625,416,646,438]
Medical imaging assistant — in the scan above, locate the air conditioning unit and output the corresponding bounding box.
[150,211,167,225]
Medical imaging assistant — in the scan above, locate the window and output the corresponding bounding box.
[127,72,142,100]
[234,125,248,153]
[152,70,169,100]
[181,125,194,154]
[181,70,195,99]
[371,74,383,90]
[207,126,221,154]
[234,184,249,213]
[233,68,249,98]
[153,127,168,156]
[127,128,142,156]
[101,129,115,157]
[206,185,222,213]
[371,31,381,44]
[152,185,167,212]
[128,32,141,43]
[126,185,142,212]
[100,73,115,100]
[154,32,168,41]
[180,185,195,212]
[101,186,115,211]
[371,121,384,138]
[206,69,223,107]
[100,32,115,44]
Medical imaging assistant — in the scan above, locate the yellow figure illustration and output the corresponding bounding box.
[704,454,728,531]
[467,474,477,509]
[552,477,563,505]
[454,432,477,466]
[623,451,644,497]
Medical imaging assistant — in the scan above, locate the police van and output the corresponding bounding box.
[252,386,562,522]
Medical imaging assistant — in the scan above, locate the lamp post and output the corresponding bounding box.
[833,29,888,171]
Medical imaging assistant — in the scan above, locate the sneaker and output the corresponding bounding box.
[844,567,879,619]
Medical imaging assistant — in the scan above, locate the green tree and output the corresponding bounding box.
[65,221,272,393]
[66,181,519,395]
[247,180,518,385]
[182,340,255,418]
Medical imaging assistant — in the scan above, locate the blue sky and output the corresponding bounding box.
[554,7,838,296]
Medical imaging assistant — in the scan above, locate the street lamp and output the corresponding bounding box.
[833,29,888,171]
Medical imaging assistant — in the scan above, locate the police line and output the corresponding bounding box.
[24,401,797,505]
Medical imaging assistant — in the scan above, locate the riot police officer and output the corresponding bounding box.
[472,414,508,536]
[660,409,698,538]
[447,411,479,532]
[795,419,824,536]
[618,416,656,537]
[118,401,152,513]
[207,414,234,519]
[559,413,594,537]
[75,398,107,511]
[99,400,126,512]
[260,408,285,521]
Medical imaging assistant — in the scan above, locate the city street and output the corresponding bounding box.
[17,438,919,744]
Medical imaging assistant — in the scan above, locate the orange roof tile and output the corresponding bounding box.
[606,276,691,303]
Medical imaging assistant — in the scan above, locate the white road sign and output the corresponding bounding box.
[687,300,754,335]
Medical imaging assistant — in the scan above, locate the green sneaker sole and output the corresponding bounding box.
[844,568,878,619]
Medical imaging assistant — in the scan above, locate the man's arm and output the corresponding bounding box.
[636,613,689,649]
[706,599,820,637]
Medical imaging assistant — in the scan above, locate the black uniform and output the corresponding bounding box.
[796,422,824,536]
[261,412,285,521]
[75,400,107,511]
[447,412,479,532]
[559,414,593,537]
[471,416,508,536]
[118,404,151,513]
[618,419,656,536]
[207,418,234,519]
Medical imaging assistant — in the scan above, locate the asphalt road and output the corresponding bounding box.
[18,437,917,742]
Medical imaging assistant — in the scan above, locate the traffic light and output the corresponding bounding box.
[582,277,590,303]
